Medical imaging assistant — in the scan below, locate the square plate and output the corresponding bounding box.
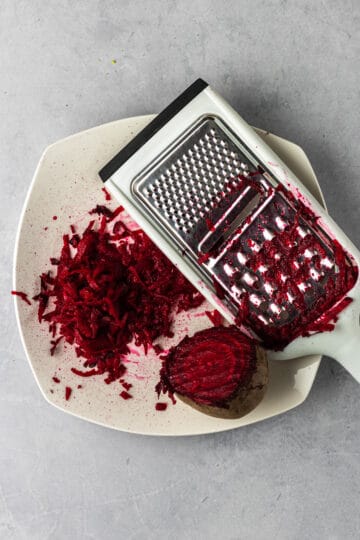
[13,115,325,435]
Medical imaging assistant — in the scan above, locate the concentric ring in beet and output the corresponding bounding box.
[159,326,257,407]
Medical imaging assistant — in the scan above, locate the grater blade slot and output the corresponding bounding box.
[199,191,262,255]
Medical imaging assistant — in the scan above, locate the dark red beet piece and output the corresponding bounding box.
[89,205,113,219]
[69,234,80,247]
[65,387,72,400]
[71,368,99,377]
[198,252,211,265]
[52,376,60,383]
[50,336,63,356]
[155,402,167,411]
[212,277,226,299]
[205,218,215,232]
[34,205,204,387]
[11,290,32,305]
[205,310,223,326]
[102,187,111,201]
[156,326,257,408]
[112,220,129,236]
[120,390,132,400]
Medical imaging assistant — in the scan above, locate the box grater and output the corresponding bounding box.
[99,79,360,382]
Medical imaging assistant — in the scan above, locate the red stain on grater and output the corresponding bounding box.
[99,79,360,382]
[208,182,357,349]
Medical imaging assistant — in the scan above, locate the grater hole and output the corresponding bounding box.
[138,120,255,246]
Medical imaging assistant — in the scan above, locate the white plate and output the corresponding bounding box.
[13,116,325,436]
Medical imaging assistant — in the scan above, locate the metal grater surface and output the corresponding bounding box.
[212,193,337,327]
[132,117,264,256]
[132,116,340,328]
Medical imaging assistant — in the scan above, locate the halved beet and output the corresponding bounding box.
[156,326,259,409]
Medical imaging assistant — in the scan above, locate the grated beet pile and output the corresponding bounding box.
[34,205,204,384]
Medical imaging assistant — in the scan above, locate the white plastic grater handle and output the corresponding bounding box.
[268,282,360,382]
[103,81,360,382]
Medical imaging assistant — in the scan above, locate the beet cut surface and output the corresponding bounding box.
[156,325,257,408]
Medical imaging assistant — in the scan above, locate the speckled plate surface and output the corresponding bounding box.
[13,115,326,436]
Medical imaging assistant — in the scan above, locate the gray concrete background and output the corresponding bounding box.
[1,1,360,538]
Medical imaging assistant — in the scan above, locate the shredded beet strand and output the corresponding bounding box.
[205,310,223,326]
[102,187,112,201]
[11,290,32,305]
